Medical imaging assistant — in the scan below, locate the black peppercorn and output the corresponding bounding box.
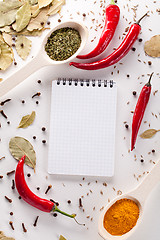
[53,213,57,217]
[132,91,137,96]
[33,136,36,140]
[22,100,25,104]
[42,127,46,131]
[67,200,71,204]
[152,149,155,153]
[138,38,143,42]
[125,124,129,129]
[127,74,130,78]
[42,140,46,144]
[140,159,144,163]
[131,47,136,52]
[27,173,31,177]
[148,61,152,66]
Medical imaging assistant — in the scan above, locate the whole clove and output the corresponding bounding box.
[7,170,15,176]
[33,216,39,227]
[32,92,41,98]
[5,196,12,203]
[79,198,83,208]
[0,99,11,106]
[45,184,52,194]
[9,221,14,230]
[0,156,5,161]
[0,110,7,119]
[11,179,15,190]
[22,223,27,232]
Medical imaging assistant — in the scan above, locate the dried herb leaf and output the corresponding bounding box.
[2,32,12,46]
[0,0,23,13]
[38,0,52,9]
[15,2,31,32]
[0,231,15,240]
[29,0,38,5]
[0,9,18,27]
[144,35,160,58]
[0,42,14,70]
[18,111,36,128]
[9,136,36,170]
[59,236,67,240]
[15,35,32,60]
[140,129,160,139]
[27,7,48,31]
[30,4,40,18]
[48,0,65,16]
[0,26,11,33]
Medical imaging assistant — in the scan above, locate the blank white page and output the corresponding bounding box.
[48,79,117,177]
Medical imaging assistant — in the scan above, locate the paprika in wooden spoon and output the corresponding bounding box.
[131,72,154,151]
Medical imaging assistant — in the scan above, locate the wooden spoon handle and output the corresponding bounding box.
[0,54,46,99]
[130,159,160,204]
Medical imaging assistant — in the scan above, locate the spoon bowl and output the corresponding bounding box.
[98,158,160,240]
[0,20,88,98]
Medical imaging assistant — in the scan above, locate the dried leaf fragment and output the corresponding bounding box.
[0,0,23,13]
[140,129,160,139]
[0,42,14,70]
[18,111,36,128]
[59,236,67,240]
[48,0,65,16]
[27,7,48,31]
[0,9,17,27]
[30,4,40,18]
[38,0,52,9]
[0,231,15,240]
[9,136,36,170]
[2,32,12,46]
[15,2,31,32]
[15,35,32,60]
[144,35,160,58]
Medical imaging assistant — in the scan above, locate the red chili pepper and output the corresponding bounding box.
[15,156,75,218]
[77,0,120,59]
[70,13,148,70]
[131,73,154,151]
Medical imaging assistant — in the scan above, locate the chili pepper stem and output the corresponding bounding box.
[110,0,115,5]
[53,205,76,218]
[136,12,149,25]
[146,72,154,86]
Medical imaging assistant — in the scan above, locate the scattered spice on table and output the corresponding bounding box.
[103,198,139,235]
[45,184,52,194]
[5,195,12,203]
[9,221,14,230]
[33,216,39,227]
[22,223,27,232]
[11,179,15,190]
[0,99,11,106]
[7,170,15,176]
[45,27,81,61]
[32,92,41,98]
[0,110,8,119]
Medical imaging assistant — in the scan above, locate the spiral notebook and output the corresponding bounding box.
[48,78,117,177]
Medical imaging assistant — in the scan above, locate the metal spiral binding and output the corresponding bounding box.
[57,78,115,88]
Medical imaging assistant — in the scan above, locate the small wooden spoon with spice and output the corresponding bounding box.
[99,158,160,240]
[0,20,88,98]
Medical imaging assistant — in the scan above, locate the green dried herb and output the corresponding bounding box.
[45,27,81,61]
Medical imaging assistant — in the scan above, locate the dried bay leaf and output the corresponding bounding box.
[18,111,36,128]
[30,4,40,18]
[140,129,160,139]
[15,2,31,32]
[48,0,65,16]
[9,136,36,170]
[15,35,32,60]
[0,9,18,27]
[0,26,12,33]
[59,236,67,240]
[38,0,52,9]
[29,0,38,5]
[0,0,23,13]
[144,35,160,58]
[0,231,15,240]
[2,32,12,46]
[0,42,14,70]
[27,7,48,31]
